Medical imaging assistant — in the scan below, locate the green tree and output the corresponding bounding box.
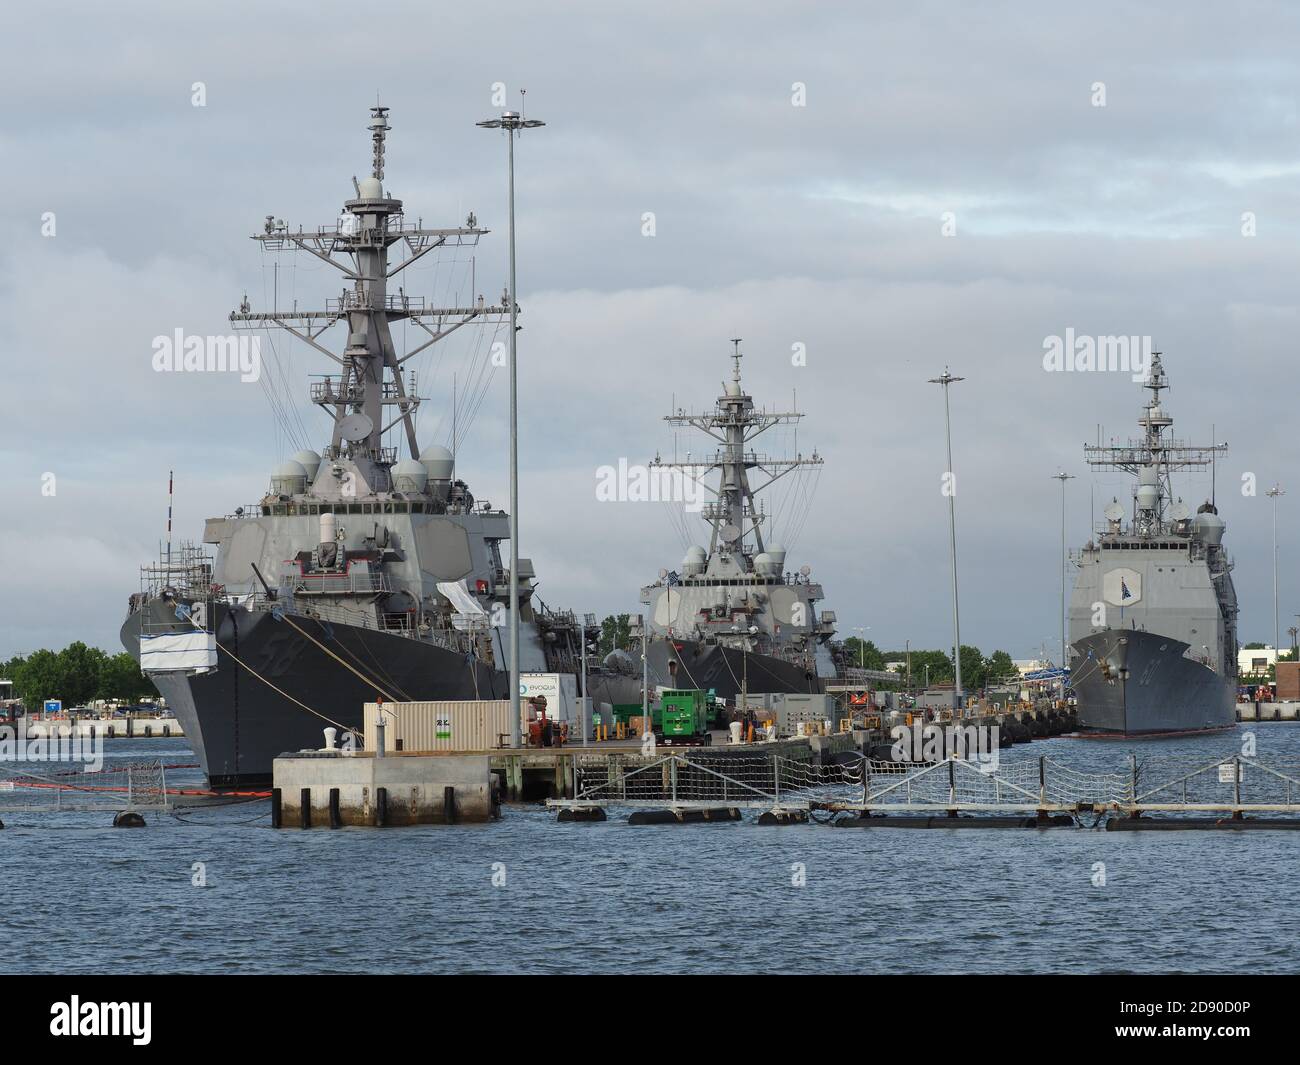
[14,649,61,709]
[598,614,632,655]
[56,642,106,707]
[957,644,987,690]
[842,637,884,671]
[985,650,1017,685]
[887,649,952,688]
[97,652,156,703]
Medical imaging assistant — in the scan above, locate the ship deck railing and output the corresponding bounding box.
[288,572,393,596]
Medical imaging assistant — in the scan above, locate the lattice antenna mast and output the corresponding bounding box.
[1083,353,1227,534]
[230,104,511,470]
[652,340,822,555]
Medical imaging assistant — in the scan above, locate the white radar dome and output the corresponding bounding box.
[392,459,429,494]
[270,459,308,496]
[420,445,455,482]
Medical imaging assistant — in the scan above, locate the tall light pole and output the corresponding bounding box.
[580,612,594,747]
[1267,484,1284,661]
[478,103,545,749]
[854,626,866,669]
[1053,472,1075,696]
[929,369,964,704]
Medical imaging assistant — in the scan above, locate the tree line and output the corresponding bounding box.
[591,620,1019,691]
[842,637,1018,690]
[0,643,158,710]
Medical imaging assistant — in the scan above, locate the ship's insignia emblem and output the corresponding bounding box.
[1103,567,1142,607]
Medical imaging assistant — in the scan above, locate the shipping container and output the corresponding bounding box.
[1278,661,1300,701]
[363,700,516,752]
[774,693,836,734]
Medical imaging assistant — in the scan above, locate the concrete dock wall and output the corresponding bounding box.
[21,717,184,739]
[1238,702,1298,722]
[273,752,494,826]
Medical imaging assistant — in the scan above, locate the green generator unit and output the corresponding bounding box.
[658,689,714,745]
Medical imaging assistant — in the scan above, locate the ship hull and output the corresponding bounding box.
[583,638,820,708]
[122,600,507,787]
[1070,629,1236,735]
[644,637,819,698]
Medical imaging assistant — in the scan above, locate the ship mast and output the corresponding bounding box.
[1083,353,1227,535]
[230,105,510,491]
[652,339,822,557]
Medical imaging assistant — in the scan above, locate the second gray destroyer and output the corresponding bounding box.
[628,343,838,699]
[1067,353,1238,734]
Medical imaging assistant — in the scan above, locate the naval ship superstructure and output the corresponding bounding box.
[122,106,602,786]
[631,344,837,698]
[1067,354,1238,734]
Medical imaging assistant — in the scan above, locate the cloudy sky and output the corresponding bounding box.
[2,1,1298,662]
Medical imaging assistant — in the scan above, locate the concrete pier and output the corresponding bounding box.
[21,717,184,739]
[272,751,495,826]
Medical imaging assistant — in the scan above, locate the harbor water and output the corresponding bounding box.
[2,728,1298,974]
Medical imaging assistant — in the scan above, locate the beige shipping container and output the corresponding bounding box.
[363,700,516,752]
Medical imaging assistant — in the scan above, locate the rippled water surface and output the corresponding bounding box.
[2,728,1298,973]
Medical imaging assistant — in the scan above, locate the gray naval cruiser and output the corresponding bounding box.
[121,105,622,786]
[625,343,838,700]
[1067,353,1238,735]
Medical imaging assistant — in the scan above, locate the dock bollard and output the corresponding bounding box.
[299,788,311,829]
[328,788,341,829]
[271,789,282,829]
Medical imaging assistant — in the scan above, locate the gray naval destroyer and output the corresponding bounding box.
[1067,353,1238,734]
[627,344,838,699]
[121,105,621,786]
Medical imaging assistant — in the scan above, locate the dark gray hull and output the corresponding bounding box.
[121,600,507,787]
[645,637,820,698]
[1070,628,1236,735]
[583,637,820,709]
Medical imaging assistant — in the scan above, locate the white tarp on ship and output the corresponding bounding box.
[139,631,218,673]
[437,580,489,632]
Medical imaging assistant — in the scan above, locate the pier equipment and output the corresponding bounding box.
[658,689,715,745]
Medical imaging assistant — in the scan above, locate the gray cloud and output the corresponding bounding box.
[1,1,1297,660]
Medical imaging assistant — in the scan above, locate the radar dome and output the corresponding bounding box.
[767,544,788,572]
[682,545,707,576]
[292,449,322,481]
[753,552,778,577]
[419,445,455,482]
[1193,510,1226,546]
[357,176,383,200]
[270,459,308,496]
[603,649,637,675]
[392,458,429,495]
